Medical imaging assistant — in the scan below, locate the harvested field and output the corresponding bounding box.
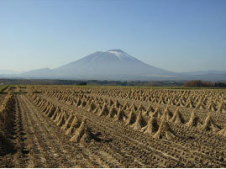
[0,85,226,167]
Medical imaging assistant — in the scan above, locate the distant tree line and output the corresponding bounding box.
[184,80,226,87]
[0,79,184,86]
[1,79,225,87]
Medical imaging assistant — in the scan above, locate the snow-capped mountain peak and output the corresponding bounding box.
[107,49,133,60]
[107,49,126,56]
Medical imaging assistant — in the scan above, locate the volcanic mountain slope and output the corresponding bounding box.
[52,49,173,80]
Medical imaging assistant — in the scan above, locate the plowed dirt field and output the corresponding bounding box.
[0,86,226,167]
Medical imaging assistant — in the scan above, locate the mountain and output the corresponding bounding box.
[21,68,52,78]
[52,49,175,80]
[1,49,226,81]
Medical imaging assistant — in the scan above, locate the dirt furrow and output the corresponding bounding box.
[19,95,79,167]
[12,96,30,167]
[17,95,57,167]
[20,95,106,167]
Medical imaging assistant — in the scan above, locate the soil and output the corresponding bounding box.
[0,86,226,168]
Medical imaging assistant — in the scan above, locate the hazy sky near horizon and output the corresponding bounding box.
[0,0,226,72]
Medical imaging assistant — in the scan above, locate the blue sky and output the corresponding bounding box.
[0,0,226,72]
